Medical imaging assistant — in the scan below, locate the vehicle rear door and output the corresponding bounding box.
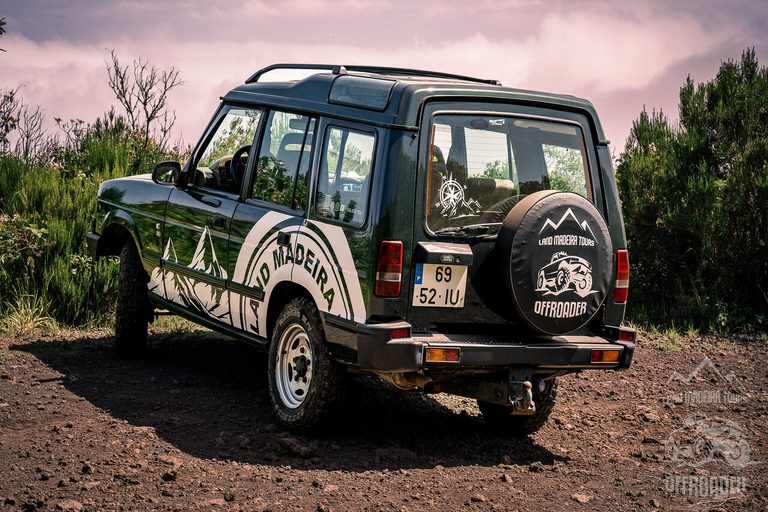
[227,110,316,340]
[408,103,601,332]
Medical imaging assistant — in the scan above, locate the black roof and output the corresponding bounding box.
[222,64,606,141]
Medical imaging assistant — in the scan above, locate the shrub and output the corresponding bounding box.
[617,49,768,331]
[0,108,184,328]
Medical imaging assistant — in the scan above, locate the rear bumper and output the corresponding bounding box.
[352,322,634,372]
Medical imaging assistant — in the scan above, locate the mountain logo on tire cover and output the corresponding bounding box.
[533,207,600,318]
[535,207,599,299]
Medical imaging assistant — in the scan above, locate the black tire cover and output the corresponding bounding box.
[497,190,613,335]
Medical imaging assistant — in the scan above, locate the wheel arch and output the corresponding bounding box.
[98,210,143,257]
[265,281,315,342]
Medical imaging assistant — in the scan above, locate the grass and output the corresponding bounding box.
[654,341,686,352]
[0,293,58,337]
[150,315,206,335]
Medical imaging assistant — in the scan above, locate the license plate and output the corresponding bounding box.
[412,263,468,308]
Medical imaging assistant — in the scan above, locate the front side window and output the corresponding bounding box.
[195,107,262,193]
[252,111,315,208]
[314,127,375,226]
[427,115,589,235]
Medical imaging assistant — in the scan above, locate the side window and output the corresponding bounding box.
[195,107,262,193]
[315,127,375,226]
[252,111,315,209]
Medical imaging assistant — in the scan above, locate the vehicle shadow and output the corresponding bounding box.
[13,330,567,472]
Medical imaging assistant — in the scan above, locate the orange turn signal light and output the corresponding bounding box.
[591,349,620,363]
[426,348,461,362]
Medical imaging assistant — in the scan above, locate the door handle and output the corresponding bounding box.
[277,231,291,246]
[202,197,221,208]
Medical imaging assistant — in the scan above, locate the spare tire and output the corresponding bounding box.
[497,190,612,335]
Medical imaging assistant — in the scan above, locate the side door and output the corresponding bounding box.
[299,121,374,325]
[159,106,262,325]
[228,110,316,339]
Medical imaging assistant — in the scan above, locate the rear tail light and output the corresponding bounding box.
[391,328,410,339]
[426,348,461,362]
[619,327,636,342]
[614,249,629,303]
[375,240,403,297]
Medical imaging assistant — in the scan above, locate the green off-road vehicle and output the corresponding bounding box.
[87,64,635,434]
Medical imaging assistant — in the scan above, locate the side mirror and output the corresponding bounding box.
[151,161,182,185]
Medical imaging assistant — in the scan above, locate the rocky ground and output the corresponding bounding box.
[0,325,766,512]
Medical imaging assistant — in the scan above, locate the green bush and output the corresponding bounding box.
[0,109,181,330]
[617,49,768,332]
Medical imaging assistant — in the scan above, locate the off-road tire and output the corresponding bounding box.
[115,241,150,359]
[478,378,558,436]
[268,297,348,431]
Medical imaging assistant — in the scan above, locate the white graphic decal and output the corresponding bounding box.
[161,228,230,322]
[157,213,366,339]
[538,207,596,239]
[531,207,601,320]
[229,212,367,339]
[436,173,481,218]
[535,251,595,298]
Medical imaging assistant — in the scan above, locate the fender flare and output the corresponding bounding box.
[97,209,143,260]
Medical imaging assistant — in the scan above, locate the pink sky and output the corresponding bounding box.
[2,0,767,154]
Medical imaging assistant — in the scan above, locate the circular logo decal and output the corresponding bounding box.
[507,192,612,335]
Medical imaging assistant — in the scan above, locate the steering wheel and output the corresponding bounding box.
[230,145,251,189]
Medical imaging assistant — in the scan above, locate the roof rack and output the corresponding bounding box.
[245,63,502,86]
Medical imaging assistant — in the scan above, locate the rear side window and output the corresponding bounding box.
[428,115,589,235]
[314,127,375,226]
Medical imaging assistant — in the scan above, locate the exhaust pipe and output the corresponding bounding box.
[404,372,435,392]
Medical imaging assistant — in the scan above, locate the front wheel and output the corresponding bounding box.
[478,378,558,436]
[115,241,151,358]
[268,297,348,430]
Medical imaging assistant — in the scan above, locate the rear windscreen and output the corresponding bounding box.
[427,115,590,235]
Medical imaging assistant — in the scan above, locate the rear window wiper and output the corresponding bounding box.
[433,223,499,234]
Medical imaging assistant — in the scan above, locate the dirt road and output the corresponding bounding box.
[1,327,766,511]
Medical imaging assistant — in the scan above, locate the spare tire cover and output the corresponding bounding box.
[498,190,612,335]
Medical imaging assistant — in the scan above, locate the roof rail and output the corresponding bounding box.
[245,63,502,86]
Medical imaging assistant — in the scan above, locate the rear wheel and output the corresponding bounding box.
[268,297,348,430]
[115,241,151,358]
[478,378,558,436]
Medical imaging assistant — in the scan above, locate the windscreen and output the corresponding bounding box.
[427,115,590,235]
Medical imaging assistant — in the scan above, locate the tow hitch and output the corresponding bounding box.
[509,367,537,415]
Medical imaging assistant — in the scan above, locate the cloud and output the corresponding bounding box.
[0,0,763,152]
[523,6,738,94]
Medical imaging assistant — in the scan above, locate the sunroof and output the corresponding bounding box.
[329,75,395,111]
